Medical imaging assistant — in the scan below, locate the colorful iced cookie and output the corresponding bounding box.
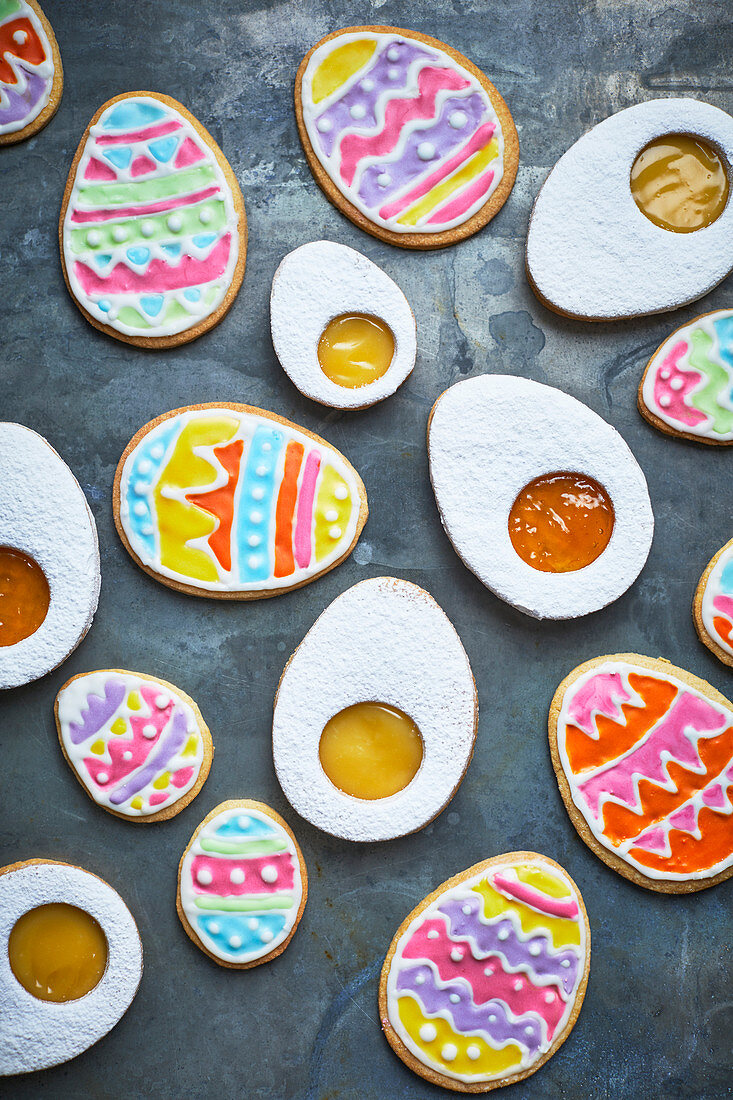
[114,403,367,598]
[295,27,518,249]
[177,800,307,968]
[380,852,589,1092]
[638,309,733,445]
[0,859,142,1074]
[526,100,733,319]
[427,375,653,619]
[60,92,246,347]
[0,1,62,145]
[694,539,733,667]
[55,669,213,822]
[273,577,477,842]
[0,423,100,690]
[549,654,733,893]
[270,241,416,409]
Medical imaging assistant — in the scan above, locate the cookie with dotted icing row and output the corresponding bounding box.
[549,654,733,893]
[379,851,590,1092]
[59,92,246,348]
[295,26,518,249]
[176,800,307,969]
[0,0,62,146]
[694,539,733,668]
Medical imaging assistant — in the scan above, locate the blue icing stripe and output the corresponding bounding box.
[215,813,277,839]
[160,243,182,260]
[184,287,201,302]
[103,146,132,170]
[125,419,180,557]
[197,913,288,956]
[148,135,179,162]
[192,232,217,249]
[140,294,164,317]
[713,315,733,376]
[103,100,168,131]
[95,253,113,269]
[127,246,150,265]
[719,557,733,595]
[236,424,284,583]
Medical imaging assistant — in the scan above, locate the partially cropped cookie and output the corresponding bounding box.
[60,92,246,347]
[55,670,213,821]
[549,654,733,893]
[380,852,589,1092]
[638,308,733,445]
[295,26,518,249]
[0,0,62,145]
[694,539,733,667]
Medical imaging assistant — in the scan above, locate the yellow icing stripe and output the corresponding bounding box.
[311,39,377,104]
[397,138,499,227]
[90,740,105,756]
[515,865,571,899]
[473,880,580,948]
[182,734,199,758]
[153,772,170,790]
[397,996,522,1078]
[127,691,141,710]
[314,464,353,562]
[154,416,239,583]
[111,718,127,735]
[131,796,143,810]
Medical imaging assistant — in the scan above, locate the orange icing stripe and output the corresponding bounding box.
[630,804,733,875]
[714,616,733,647]
[186,439,244,572]
[274,441,304,578]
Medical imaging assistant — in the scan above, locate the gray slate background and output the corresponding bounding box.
[1,1,732,1097]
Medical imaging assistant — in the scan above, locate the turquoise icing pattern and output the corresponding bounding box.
[197,912,288,956]
[235,424,285,583]
[124,418,179,558]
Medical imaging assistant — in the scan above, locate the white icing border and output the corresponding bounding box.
[0,1,55,136]
[701,541,733,658]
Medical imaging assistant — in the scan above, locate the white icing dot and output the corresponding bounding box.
[466,1044,481,1061]
[561,959,571,968]
[252,487,265,501]
[255,465,268,477]
[514,979,523,991]
[112,226,127,243]
[670,377,684,390]
[142,724,157,739]
[325,509,338,522]
[199,208,213,225]
[659,369,671,380]
[151,444,165,459]
[248,554,260,569]
[230,868,245,885]
[12,29,27,45]
[238,815,250,828]
[659,394,672,408]
[86,230,102,247]
[250,510,263,524]
[387,45,400,61]
[134,480,147,495]
[140,220,155,238]
[97,772,108,784]
[488,1014,496,1023]
[415,972,425,985]
[260,928,274,943]
[228,935,242,949]
[377,172,391,187]
[248,534,261,548]
[449,110,468,129]
[545,992,555,1004]
[133,502,147,516]
[462,903,472,915]
[329,525,342,539]
[138,459,152,474]
[388,67,399,80]
[155,695,168,709]
[484,966,493,976]
[441,1044,458,1062]
[529,942,541,956]
[361,78,375,92]
[196,868,213,886]
[261,442,272,452]
[526,1025,535,1035]
[426,929,439,940]
[123,751,133,761]
[419,1023,437,1043]
[208,922,220,935]
[247,917,259,931]
[334,485,348,500]
[260,865,278,884]
[450,947,463,962]
[350,103,367,120]
[317,117,333,133]
[497,927,509,941]
[141,523,154,536]
[167,214,183,232]
[449,993,460,1004]
[417,141,436,161]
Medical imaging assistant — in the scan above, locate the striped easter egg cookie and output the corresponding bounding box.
[0,0,63,146]
[59,92,246,348]
[694,538,733,668]
[295,26,518,249]
[177,800,308,969]
[380,852,589,1092]
[549,654,733,893]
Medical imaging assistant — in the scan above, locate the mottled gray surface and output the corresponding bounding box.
[1,1,732,1097]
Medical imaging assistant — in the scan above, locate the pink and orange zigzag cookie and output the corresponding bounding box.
[0,0,62,145]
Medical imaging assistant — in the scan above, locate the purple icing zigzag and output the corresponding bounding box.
[68,678,126,745]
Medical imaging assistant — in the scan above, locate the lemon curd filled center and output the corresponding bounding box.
[508,471,615,573]
[9,902,108,1002]
[631,133,729,232]
[0,546,51,647]
[319,702,424,799]
[317,313,395,389]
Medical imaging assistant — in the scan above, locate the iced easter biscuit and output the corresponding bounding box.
[59,92,247,348]
[114,403,367,599]
[0,859,142,1074]
[526,99,733,320]
[694,539,733,667]
[0,1,62,145]
[549,654,733,893]
[0,423,100,690]
[295,26,518,249]
[427,375,653,620]
[177,800,307,969]
[380,852,589,1092]
[638,309,733,445]
[270,241,416,409]
[55,669,213,822]
[273,577,477,842]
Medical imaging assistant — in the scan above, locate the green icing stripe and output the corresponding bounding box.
[116,305,151,329]
[0,1,23,19]
[199,837,288,857]
[193,894,294,912]
[68,199,227,255]
[76,166,217,208]
[689,328,733,435]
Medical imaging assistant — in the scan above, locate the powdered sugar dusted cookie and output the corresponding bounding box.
[295,26,518,249]
[638,309,733,445]
[427,376,653,620]
[0,423,100,690]
[0,859,142,1074]
[113,403,367,599]
[60,92,246,348]
[694,539,733,667]
[526,99,733,320]
[0,0,62,145]
[270,241,416,409]
[549,654,733,893]
[380,852,589,1092]
[55,670,213,822]
[177,800,307,968]
[273,577,477,842]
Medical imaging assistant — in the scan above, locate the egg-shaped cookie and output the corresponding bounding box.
[380,852,590,1092]
[694,539,733,667]
[273,577,477,842]
[60,92,246,347]
[295,26,518,249]
[549,654,733,892]
[114,403,367,599]
[0,0,62,145]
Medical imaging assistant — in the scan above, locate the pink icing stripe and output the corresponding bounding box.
[652,341,706,427]
[293,450,320,570]
[171,766,194,789]
[175,136,205,168]
[84,685,174,790]
[379,121,496,221]
[566,672,631,737]
[713,595,733,619]
[702,783,727,809]
[667,803,698,833]
[69,185,220,223]
[492,874,579,919]
[84,157,117,182]
[131,154,156,178]
[339,66,470,187]
[95,119,182,145]
[74,233,231,295]
[190,852,295,896]
[633,825,667,854]
[427,167,494,224]
[148,792,169,806]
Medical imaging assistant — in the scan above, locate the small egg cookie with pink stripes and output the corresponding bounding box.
[694,538,733,667]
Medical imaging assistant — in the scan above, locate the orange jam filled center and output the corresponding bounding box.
[508,472,615,573]
[630,133,729,232]
[317,313,395,389]
[319,702,423,799]
[9,903,108,1002]
[0,546,50,647]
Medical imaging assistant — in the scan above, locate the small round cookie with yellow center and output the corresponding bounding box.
[380,852,590,1092]
[270,241,416,409]
[0,859,142,1075]
[694,538,733,667]
[0,0,63,146]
